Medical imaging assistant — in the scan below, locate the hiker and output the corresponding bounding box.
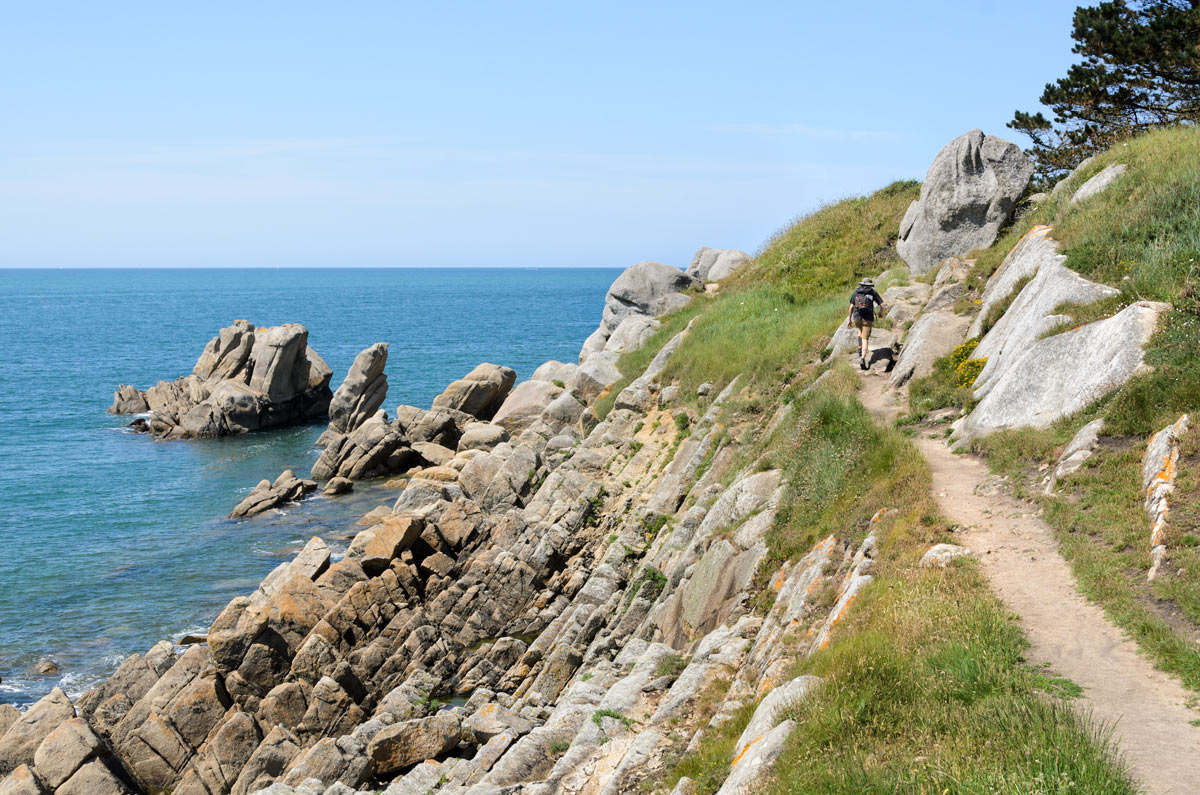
[847,277,884,370]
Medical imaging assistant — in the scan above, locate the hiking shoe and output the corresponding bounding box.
[860,357,867,370]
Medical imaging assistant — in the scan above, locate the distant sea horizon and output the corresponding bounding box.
[0,266,619,708]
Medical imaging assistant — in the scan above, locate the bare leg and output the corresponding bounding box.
[860,326,871,361]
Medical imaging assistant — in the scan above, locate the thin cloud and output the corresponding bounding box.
[710,123,904,141]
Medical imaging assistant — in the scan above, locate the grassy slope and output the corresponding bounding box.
[616,185,1135,792]
[907,125,1200,694]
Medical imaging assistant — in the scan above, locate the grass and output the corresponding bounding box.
[737,180,919,300]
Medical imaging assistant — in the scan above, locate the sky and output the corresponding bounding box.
[0,1,1084,268]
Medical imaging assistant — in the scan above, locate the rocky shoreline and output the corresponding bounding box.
[0,126,1170,795]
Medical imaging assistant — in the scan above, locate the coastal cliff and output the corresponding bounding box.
[6,125,1198,795]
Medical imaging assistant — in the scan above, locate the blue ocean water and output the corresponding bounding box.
[0,267,618,708]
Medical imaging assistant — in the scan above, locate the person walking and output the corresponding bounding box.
[847,277,884,370]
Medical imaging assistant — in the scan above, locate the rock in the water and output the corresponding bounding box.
[433,363,516,420]
[108,384,148,415]
[897,130,1034,274]
[113,320,333,440]
[687,248,751,282]
[1072,163,1127,205]
[231,470,318,519]
[311,412,416,481]
[919,544,971,567]
[325,343,389,437]
[322,477,353,496]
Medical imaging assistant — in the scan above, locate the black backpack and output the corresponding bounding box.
[853,290,874,312]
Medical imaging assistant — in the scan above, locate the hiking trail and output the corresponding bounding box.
[857,365,1200,795]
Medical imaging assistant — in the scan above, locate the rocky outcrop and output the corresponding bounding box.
[897,130,1034,274]
[230,471,319,519]
[111,321,333,440]
[1044,418,1105,493]
[956,300,1167,442]
[686,248,751,282]
[580,262,698,364]
[968,225,1063,339]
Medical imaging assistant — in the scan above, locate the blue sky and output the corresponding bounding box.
[0,1,1082,268]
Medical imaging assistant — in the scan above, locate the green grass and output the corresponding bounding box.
[655,289,845,406]
[760,408,1134,792]
[739,180,919,300]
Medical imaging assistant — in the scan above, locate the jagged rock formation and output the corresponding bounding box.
[311,357,520,484]
[897,129,1033,274]
[686,247,751,282]
[320,343,389,445]
[17,303,893,795]
[230,471,319,519]
[110,321,333,440]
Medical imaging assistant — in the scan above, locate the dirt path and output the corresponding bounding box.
[857,369,1200,795]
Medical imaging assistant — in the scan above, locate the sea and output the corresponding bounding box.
[0,267,619,709]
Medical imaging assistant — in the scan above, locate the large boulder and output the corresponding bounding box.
[111,321,333,440]
[432,364,517,421]
[897,130,1033,274]
[581,262,699,363]
[687,248,751,282]
[366,713,463,776]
